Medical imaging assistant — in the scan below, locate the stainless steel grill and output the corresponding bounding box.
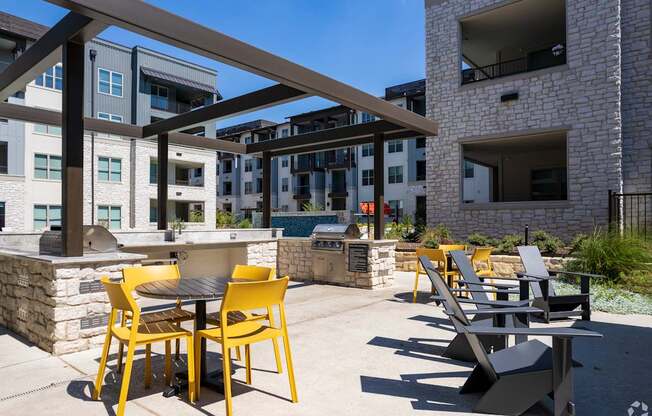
[311,223,361,281]
[39,225,120,255]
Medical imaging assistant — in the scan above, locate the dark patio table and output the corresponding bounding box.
[135,276,234,396]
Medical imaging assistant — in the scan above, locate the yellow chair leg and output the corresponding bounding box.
[222,346,234,416]
[164,340,172,385]
[116,340,137,416]
[92,331,112,400]
[235,346,241,361]
[244,344,252,385]
[281,333,298,403]
[194,335,202,401]
[144,344,152,388]
[412,269,420,303]
[266,307,283,374]
[186,335,195,403]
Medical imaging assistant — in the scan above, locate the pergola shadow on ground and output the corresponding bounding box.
[0,0,439,257]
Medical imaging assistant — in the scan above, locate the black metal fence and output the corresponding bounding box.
[608,190,652,238]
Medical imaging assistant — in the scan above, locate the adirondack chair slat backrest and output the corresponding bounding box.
[449,250,490,302]
[418,256,499,383]
[517,246,555,297]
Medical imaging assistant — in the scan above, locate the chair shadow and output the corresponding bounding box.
[393,291,436,304]
[367,336,473,367]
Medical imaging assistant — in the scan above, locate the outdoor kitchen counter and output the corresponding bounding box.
[119,238,278,252]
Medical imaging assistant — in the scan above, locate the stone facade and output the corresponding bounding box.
[277,238,396,289]
[424,0,645,240]
[0,175,25,231]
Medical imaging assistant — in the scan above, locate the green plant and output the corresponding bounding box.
[301,201,323,212]
[467,232,498,247]
[189,210,204,223]
[530,230,563,255]
[238,218,253,229]
[384,216,417,241]
[496,234,523,254]
[216,210,237,228]
[170,217,186,235]
[419,224,452,248]
[567,228,652,283]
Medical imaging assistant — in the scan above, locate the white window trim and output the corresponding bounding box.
[97,156,122,183]
[97,68,124,98]
[388,166,403,184]
[33,64,63,92]
[33,204,62,230]
[97,205,122,230]
[97,112,123,123]
[33,153,62,181]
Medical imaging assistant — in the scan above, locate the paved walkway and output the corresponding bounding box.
[1,272,651,415]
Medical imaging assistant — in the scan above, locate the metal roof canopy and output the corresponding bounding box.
[0,1,438,255]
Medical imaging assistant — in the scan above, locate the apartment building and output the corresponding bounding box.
[214,79,433,223]
[0,12,219,232]
[424,0,651,239]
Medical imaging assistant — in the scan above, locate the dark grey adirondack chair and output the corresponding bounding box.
[517,246,602,322]
[420,255,602,416]
[420,256,539,363]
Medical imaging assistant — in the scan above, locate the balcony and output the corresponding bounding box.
[325,149,355,170]
[293,184,311,200]
[461,45,566,85]
[291,154,325,174]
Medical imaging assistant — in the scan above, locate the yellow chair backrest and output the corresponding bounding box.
[416,247,446,263]
[220,277,289,313]
[231,265,275,281]
[438,244,466,253]
[471,247,493,264]
[101,276,139,314]
[122,264,181,290]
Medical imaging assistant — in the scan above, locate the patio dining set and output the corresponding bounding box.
[411,245,603,416]
[93,264,298,416]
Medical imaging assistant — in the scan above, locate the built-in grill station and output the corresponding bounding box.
[39,225,121,256]
[311,224,369,280]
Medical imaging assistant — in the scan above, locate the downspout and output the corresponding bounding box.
[89,48,97,224]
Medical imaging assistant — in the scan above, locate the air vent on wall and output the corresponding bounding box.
[501,92,519,102]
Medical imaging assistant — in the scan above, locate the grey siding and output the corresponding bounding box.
[0,96,25,175]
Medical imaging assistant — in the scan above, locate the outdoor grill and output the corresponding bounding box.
[311,223,363,281]
[39,225,120,255]
[310,223,361,251]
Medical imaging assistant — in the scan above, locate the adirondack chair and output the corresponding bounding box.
[517,246,602,322]
[420,255,602,416]
[420,256,536,362]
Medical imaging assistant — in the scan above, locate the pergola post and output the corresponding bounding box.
[373,132,384,240]
[262,151,271,228]
[61,40,85,257]
[157,133,168,230]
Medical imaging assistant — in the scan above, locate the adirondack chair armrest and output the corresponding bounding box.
[449,288,520,295]
[430,295,529,308]
[458,280,519,290]
[548,270,604,279]
[516,272,556,281]
[464,326,603,339]
[445,306,543,316]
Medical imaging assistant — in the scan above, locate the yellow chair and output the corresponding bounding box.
[94,277,195,416]
[206,265,283,374]
[195,277,298,416]
[117,264,195,386]
[438,244,467,252]
[413,248,458,302]
[471,247,495,278]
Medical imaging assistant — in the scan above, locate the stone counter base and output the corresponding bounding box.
[277,238,396,289]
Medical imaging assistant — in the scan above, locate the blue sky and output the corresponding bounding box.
[2,0,425,127]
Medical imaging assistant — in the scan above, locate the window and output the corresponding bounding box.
[98,68,123,97]
[361,143,374,157]
[97,205,121,230]
[33,205,61,230]
[244,181,253,194]
[388,200,403,219]
[531,168,567,201]
[0,201,4,231]
[244,159,253,172]
[34,124,61,136]
[388,140,403,153]
[281,177,288,192]
[256,178,263,193]
[223,159,232,174]
[464,160,474,178]
[98,157,121,182]
[149,161,157,184]
[256,158,263,170]
[416,137,426,148]
[35,64,62,90]
[97,112,123,123]
[149,200,157,223]
[361,112,375,123]
[223,181,232,195]
[416,160,426,181]
[150,84,168,110]
[362,169,374,186]
[388,166,403,184]
[0,141,7,174]
[244,136,253,144]
[281,128,289,138]
[281,156,289,168]
[34,154,61,180]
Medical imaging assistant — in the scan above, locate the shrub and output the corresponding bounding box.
[238,218,253,229]
[567,228,652,283]
[467,232,498,247]
[419,224,452,248]
[301,201,323,212]
[530,230,563,255]
[189,210,204,223]
[496,234,523,254]
[216,210,237,228]
[384,216,418,241]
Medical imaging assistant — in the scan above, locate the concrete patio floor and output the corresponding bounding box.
[1,271,651,415]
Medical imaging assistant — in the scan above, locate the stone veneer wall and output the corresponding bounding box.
[0,175,25,231]
[424,0,624,240]
[0,254,143,355]
[277,238,396,289]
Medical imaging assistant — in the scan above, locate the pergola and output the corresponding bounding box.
[0,0,438,256]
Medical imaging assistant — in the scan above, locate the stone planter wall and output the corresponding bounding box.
[277,238,396,289]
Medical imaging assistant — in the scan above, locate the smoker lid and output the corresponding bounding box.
[311,223,361,238]
[82,225,119,252]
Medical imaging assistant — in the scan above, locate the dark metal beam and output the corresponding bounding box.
[143,84,307,138]
[167,132,246,154]
[0,12,106,100]
[262,151,271,228]
[157,133,168,230]
[373,133,385,240]
[61,40,85,257]
[45,0,438,136]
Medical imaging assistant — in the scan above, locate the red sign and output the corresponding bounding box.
[359,201,391,215]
